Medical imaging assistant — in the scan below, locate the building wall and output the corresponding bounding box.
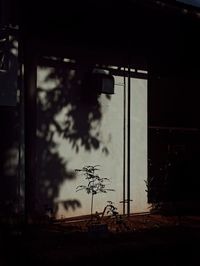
[130,78,148,213]
[36,66,148,219]
[0,29,23,222]
[148,75,200,214]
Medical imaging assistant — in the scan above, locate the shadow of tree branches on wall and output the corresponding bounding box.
[0,29,23,222]
[0,107,21,222]
[36,63,111,218]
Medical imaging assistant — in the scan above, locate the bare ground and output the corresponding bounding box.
[1,214,200,266]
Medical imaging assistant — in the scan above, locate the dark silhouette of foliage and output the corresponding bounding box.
[36,65,111,217]
[75,165,114,218]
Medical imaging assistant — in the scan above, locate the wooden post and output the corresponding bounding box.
[23,41,37,223]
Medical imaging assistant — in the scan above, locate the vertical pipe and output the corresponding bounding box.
[127,65,131,216]
[18,31,24,215]
[123,69,126,215]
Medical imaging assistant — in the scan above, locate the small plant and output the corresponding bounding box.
[75,165,114,219]
[105,201,118,217]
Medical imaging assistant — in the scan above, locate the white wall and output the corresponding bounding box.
[37,67,148,219]
[52,76,125,218]
[130,78,149,213]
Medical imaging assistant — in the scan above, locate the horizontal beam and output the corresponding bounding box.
[38,57,148,80]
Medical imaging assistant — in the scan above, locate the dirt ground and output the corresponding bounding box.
[53,213,200,232]
[1,214,200,266]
